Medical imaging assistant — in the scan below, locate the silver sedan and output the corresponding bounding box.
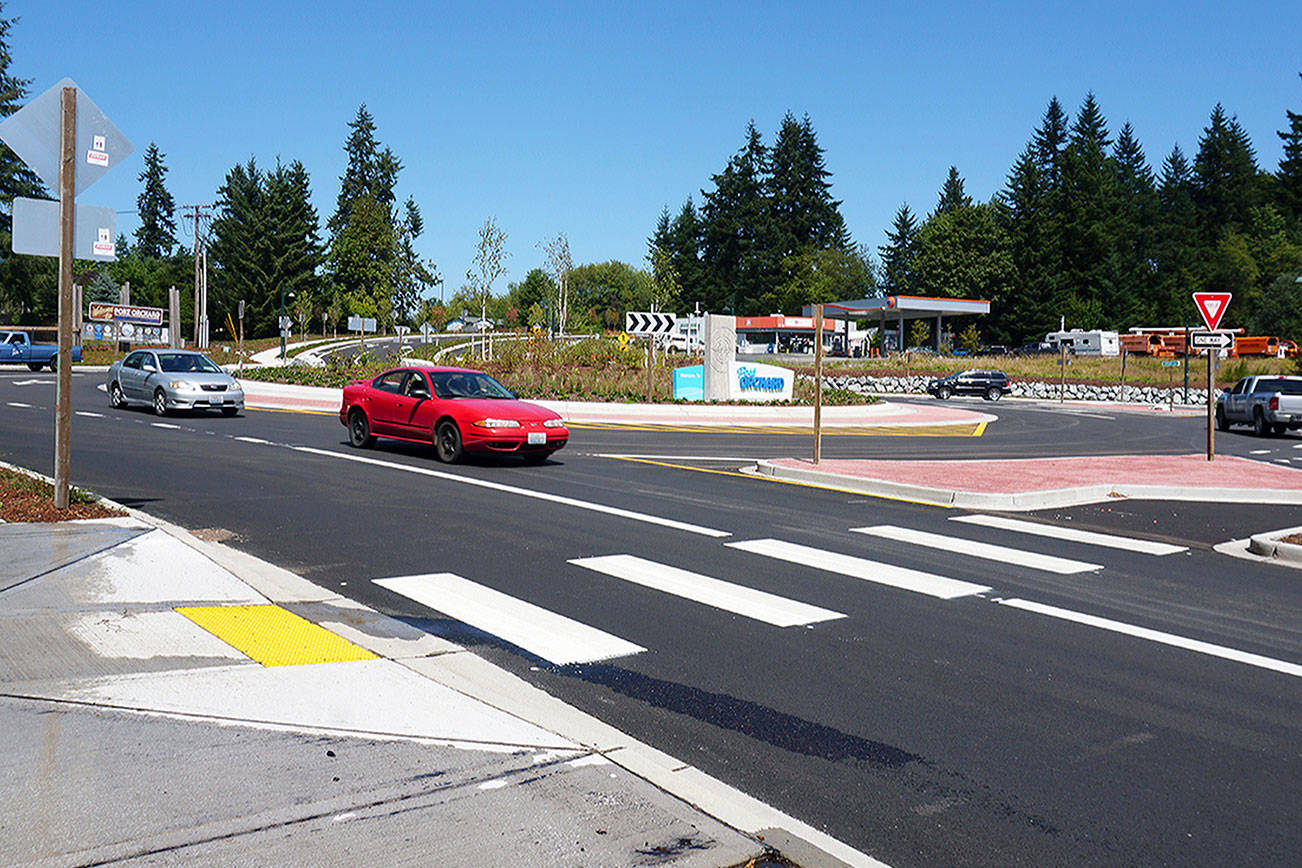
[107,349,245,417]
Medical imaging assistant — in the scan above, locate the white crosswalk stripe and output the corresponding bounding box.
[949,514,1187,555]
[570,554,845,627]
[374,573,645,666]
[852,524,1103,574]
[727,538,990,599]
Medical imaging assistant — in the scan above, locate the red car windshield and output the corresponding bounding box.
[430,371,514,399]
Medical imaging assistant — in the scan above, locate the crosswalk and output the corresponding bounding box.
[367,514,1301,680]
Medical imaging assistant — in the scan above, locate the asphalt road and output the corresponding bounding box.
[4,371,1300,867]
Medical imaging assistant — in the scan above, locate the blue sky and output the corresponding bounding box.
[10,1,1302,303]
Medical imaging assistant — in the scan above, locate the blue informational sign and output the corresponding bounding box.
[673,365,704,401]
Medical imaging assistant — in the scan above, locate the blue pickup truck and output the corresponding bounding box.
[0,330,83,371]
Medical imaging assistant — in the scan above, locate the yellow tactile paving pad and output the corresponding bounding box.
[175,604,378,667]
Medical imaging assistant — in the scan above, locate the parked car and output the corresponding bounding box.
[1013,342,1054,356]
[926,369,1012,401]
[106,349,244,416]
[1216,375,1302,436]
[340,366,569,464]
[0,330,82,371]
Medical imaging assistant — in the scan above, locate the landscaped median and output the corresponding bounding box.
[236,377,995,429]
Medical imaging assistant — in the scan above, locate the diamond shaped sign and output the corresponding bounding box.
[0,77,133,197]
[1193,292,1232,332]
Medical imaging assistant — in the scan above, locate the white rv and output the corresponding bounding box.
[1044,329,1120,357]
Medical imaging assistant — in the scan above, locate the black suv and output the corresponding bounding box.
[926,369,1012,401]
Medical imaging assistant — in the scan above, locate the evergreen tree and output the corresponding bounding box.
[1107,122,1160,325]
[768,112,850,262]
[134,143,177,258]
[1192,103,1261,237]
[329,105,400,234]
[1276,73,1302,220]
[209,158,325,336]
[699,121,770,313]
[878,204,918,294]
[935,166,972,214]
[999,145,1050,341]
[1058,93,1117,324]
[327,105,407,312]
[1033,97,1070,192]
[1153,145,1199,323]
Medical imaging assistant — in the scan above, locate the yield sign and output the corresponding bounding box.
[1193,292,1232,331]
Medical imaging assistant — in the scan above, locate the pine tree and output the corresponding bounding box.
[935,167,972,215]
[878,204,918,294]
[1153,145,1198,322]
[1110,122,1159,325]
[700,121,770,313]
[209,158,324,336]
[1192,103,1261,237]
[329,104,401,235]
[1058,93,1116,326]
[768,112,849,262]
[1276,73,1302,220]
[133,143,177,258]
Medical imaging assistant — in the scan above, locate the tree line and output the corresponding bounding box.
[1,0,1299,346]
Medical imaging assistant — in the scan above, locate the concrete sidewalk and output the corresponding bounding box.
[0,493,883,867]
[757,453,1302,510]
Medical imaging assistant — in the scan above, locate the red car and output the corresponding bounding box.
[339,366,569,463]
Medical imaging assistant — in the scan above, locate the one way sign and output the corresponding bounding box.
[626,312,675,335]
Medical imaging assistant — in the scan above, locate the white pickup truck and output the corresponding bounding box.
[1216,375,1302,436]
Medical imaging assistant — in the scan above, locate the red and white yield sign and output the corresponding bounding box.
[1193,292,1232,331]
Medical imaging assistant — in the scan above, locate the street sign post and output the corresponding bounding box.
[1191,289,1232,462]
[0,79,132,508]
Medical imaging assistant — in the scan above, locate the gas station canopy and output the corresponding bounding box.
[803,295,991,351]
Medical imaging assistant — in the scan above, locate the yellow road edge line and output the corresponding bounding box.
[245,405,335,416]
[608,456,955,508]
[175,604,378,667]
[569,421,984,436]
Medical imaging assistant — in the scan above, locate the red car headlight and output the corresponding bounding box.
[543,418,566,428]
[473,418,521,428]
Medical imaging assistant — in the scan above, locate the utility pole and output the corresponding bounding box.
[182,203,213,348]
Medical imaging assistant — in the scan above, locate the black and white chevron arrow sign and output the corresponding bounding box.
[625,311,676,335]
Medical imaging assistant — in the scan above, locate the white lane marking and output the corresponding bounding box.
[1275,458,1292,464]
[6,402,32,408]
[13,379,51,386]
[235,436,272,444]
[728,538,990,599]
[374,573,645,666]
[75,411,105,418]
[1249,449,1272,455]
[151,422,181,430]
[570,554,845,627]
[293,446,730,538]
[995,597,1302,679]
[1293,444,1302,449]
[853,525,1103,574]
[951,514,1187,556]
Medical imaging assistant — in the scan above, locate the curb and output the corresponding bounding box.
[753,460,1302,511]
[1247,525,1302,562]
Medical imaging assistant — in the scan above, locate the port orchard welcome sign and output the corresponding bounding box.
[672,361,793,402]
